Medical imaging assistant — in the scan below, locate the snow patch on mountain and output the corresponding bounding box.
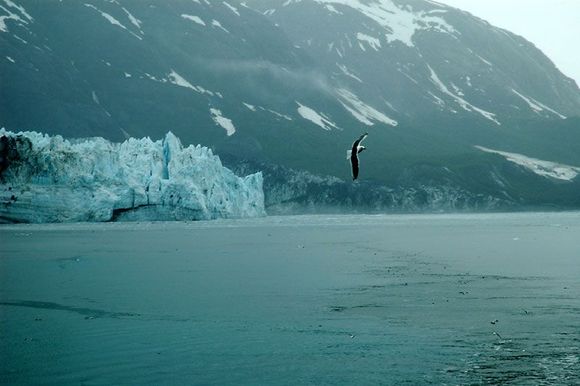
[222,2,240,16]
[243,102,257,111]
[84,3,142,40]
[325,4,341,14]
[3,0,32,20]
[476,54,492,67]
[120,5,143,35]
[475,146,580,181]
[511,89,566,119]
[91,90,100,104]
[297,102,339,130]
[450,82,464,96]
[428,64,499,125]
[243,103,292,121]
[336,88,397,126]
[397,68,419,84]
[268,109,292,121]
[0,130,265,223]
[181,14,205,26]
[0,0,33,33]
[211,19,229,33]
[210,108,236,136]
[337,63,363,83]
[282,0,304,6]
[168,70,197,90]
[314,0,456,47]
[356,32,381,51]
[165,70,220,97]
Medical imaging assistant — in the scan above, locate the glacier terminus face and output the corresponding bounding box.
[0,129,266,223]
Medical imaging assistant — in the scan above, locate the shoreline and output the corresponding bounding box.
[1,209,579,230]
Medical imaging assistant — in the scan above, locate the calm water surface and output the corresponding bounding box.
[1,212,579,385]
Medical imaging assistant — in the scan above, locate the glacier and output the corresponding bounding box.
[0,130,265,223]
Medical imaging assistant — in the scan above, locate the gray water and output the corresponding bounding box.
[1,212,579,385]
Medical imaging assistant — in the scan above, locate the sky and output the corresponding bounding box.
[436,0,580,85]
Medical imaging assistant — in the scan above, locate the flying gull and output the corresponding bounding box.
[347,132,368,180]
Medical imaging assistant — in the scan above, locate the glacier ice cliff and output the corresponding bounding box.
[0,130,265,223]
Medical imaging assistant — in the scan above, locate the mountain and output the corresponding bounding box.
[1,0,579,212]
[250,0,580,122]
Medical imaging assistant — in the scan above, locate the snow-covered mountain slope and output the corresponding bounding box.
[475,146,580,181]
[247,0,580,125]
[0,130,265,223]
[2,0,578,141]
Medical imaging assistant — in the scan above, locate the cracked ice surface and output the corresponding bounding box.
[0,130,265,223]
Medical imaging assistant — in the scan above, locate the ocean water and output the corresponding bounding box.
[1,212,579,385]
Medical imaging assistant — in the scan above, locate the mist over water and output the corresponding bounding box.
[1,212,579,384]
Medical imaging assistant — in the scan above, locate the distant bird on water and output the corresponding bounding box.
[347,132,368,180]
